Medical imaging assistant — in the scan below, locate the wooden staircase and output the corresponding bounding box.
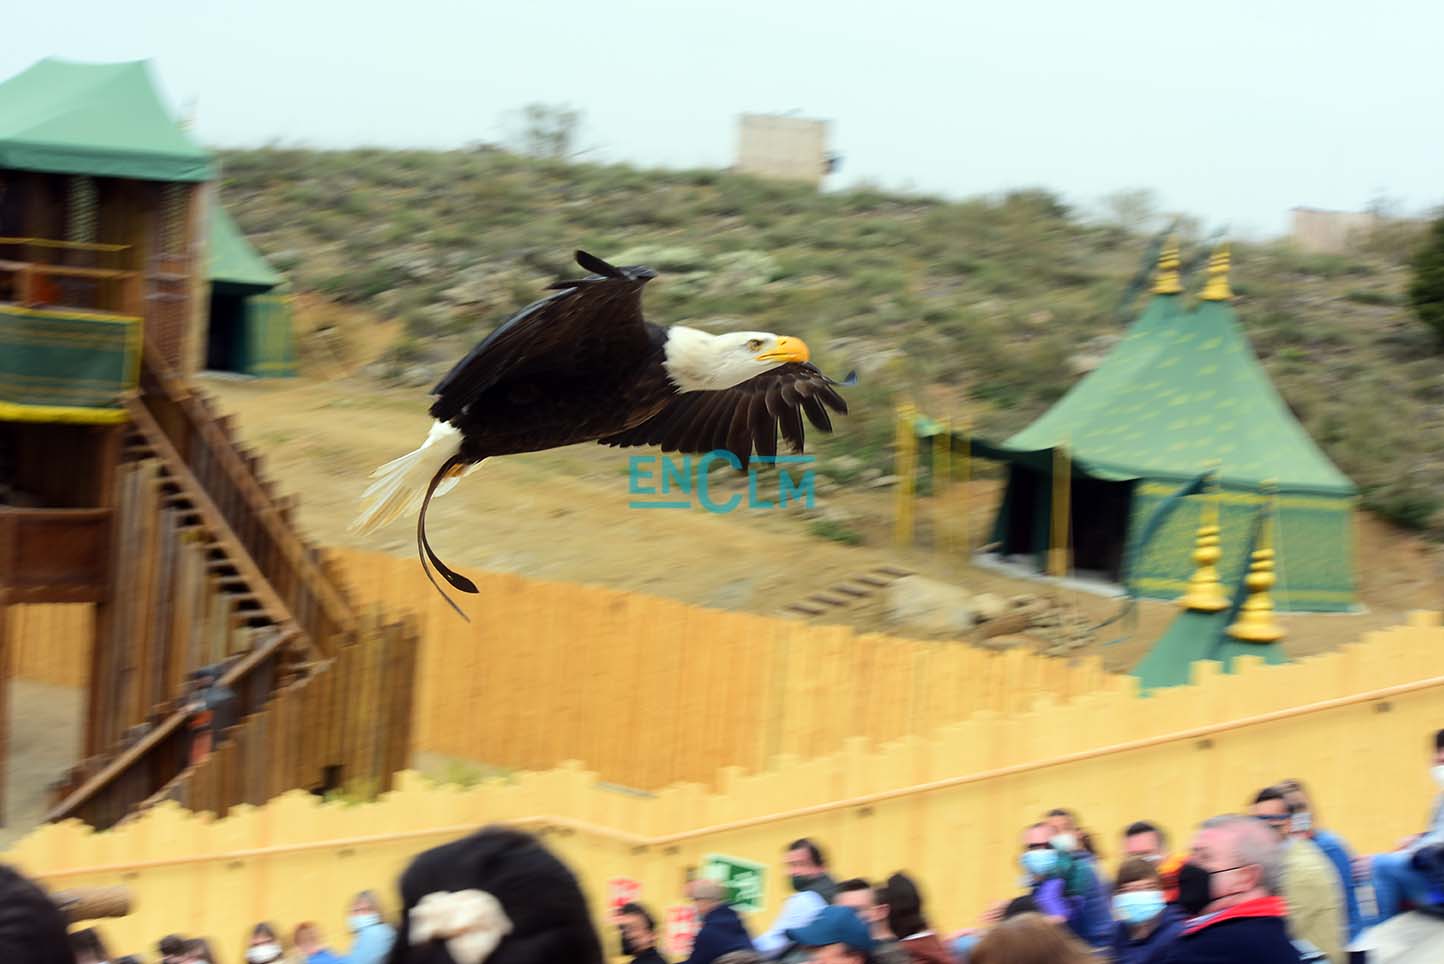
[46,348,417,830]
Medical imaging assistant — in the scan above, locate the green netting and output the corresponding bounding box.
[239,294,297,377]
[1126,484,1356,612]
[0,305,138,420]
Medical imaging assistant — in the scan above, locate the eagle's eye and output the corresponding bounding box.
[746,338,763,352]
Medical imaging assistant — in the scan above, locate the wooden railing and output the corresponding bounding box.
[138,347,356,657]
[49,609,420,831]
[0,237,141,317]
[161,612,419,820]
[0,507,112,603]
[47,625,299,830]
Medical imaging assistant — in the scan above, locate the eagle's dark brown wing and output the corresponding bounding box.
[596,363,852,468]
[428,250,655,423]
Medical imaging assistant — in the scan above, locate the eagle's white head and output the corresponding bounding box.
[662,325,810,393]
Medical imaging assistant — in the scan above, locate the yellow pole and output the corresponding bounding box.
[960,417,972,557]
[934,419,951,553]
[1049,443,1071,578]
[894,402,917,547]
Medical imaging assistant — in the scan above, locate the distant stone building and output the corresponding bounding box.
[1289,206,1391,254]
[734,113,836,187]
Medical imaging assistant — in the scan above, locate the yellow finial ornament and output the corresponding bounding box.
[1152,237,1182,295]
[1180,470,1228,612]
[1201,244,1234,301]
[1228,484,1285,643]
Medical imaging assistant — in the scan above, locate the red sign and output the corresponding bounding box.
[665,904,700,958]
[608,876,642,911]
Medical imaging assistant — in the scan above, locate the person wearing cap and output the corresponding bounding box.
[784,904,874,964]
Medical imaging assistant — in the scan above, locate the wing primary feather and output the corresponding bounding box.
[763,383,785,417]
[801,395,833,432]
[749,395,777,460]
[727,402,754,467]
[779,402,805,453]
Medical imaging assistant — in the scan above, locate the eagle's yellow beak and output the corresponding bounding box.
[757,336,810,364]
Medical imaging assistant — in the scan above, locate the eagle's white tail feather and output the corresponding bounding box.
[351,421,465,536]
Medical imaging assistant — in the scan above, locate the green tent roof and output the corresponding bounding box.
[209,205,283,290]
[998,293,1356,496]
[0,58,214,182]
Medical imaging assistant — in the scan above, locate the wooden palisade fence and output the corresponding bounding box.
[337,548,1130,790]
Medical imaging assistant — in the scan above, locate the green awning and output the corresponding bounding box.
[0,58,214,182]
[208,205,283,291]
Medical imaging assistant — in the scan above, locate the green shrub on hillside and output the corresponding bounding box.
[216,147,1441,537]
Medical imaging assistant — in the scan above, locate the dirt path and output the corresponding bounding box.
[204,374,1441,672]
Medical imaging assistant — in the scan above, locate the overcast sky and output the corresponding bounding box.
[8,0,1442,237]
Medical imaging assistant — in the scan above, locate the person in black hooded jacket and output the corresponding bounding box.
[385,825,604,964]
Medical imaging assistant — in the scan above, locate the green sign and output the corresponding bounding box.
[702,853,767,913]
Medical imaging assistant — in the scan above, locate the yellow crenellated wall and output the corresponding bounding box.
[7,616,1443,964]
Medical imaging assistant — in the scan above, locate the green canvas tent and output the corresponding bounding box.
[961,248,1358,612]
[205,206,297,377]
[0,58,213,181]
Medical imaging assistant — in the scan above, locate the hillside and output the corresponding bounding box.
[215,147,1443,536]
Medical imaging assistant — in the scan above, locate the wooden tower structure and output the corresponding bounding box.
[0,58,418,829]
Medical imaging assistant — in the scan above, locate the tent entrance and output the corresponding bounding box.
[1071,474,1135,581]
[205,288,248,373]
[991,464,1135,583]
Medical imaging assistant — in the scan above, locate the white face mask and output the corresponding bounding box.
[1051,833,1078,853]
[246,945,282,964]
[1432,764,1444,789]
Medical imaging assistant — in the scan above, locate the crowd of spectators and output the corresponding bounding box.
[1,728,1440,964]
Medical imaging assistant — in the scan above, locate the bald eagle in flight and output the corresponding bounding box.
[353,250,854,615]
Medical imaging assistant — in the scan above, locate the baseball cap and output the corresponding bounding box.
[785,905,874,951]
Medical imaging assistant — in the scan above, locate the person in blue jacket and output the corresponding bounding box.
[682,878,755,964]
[341,891,395,964]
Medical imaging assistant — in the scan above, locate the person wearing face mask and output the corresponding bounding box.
[1250,786,1342,962]
[1014,822,1110,947]
[1165,814,1303,963]
[753,838,837,959]
[342,890,396,964]
[245,923,285,964]
[1110,858,1185,964]
[1362,727,1444,928]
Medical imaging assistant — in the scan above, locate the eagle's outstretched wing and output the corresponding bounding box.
[597,363,854,467]
[429,250,655,422]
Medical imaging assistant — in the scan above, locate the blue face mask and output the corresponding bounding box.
[1021,848,1059,878]
[1113,889,1166,926]
[348,913,380,933]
